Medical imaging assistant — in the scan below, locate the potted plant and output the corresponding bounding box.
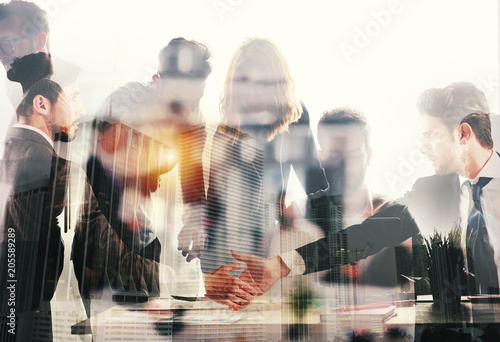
[424,228,467,316]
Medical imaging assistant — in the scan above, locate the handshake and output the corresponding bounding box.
[204,250,291,310]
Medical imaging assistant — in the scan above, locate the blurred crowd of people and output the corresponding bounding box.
[0,1,499,341]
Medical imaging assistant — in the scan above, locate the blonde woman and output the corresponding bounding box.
[202,38,328,309]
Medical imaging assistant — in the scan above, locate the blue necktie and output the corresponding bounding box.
[466,177,499,294]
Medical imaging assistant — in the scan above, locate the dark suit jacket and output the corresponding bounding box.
[86,155,161,261]
[296,203,421,277]
[397,174,465,295]
[201,105,329,274]
[0,127,67,340]
[201,126,266,274]
[0,127,159,339]
[398,174,461,238]
[71,173,160,303]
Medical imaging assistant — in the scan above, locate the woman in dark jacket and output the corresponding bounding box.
[202,38,328,309]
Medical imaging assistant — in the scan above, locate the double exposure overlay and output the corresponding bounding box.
[0,1,499,341]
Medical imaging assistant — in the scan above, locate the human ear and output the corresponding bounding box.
[32,95,50,116]
[458,123,473,145]
[34,32,47,52]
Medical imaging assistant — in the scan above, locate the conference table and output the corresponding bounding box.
[72,295,500,341]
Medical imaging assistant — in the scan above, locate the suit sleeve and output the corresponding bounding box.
[296,205,421,275]
[72,170,159,297]
[287,104,329,195]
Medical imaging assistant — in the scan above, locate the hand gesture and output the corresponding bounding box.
[177,203,208,262]
[231,250,291,297]
[204,262,259,311]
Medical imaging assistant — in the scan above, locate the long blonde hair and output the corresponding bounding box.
[219,38,302,141]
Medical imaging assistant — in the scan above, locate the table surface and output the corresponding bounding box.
[72,295,500,339]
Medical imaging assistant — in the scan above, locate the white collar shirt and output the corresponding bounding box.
[459,151,500,282]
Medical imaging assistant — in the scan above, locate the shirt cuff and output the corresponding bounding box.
[279,250,306,277]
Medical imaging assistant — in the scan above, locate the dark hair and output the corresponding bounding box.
[16,78,62,119]
[7,51,53,92]
[416,82,489,134]
[157,38,212,79]
[318,107,370,148]
[0,1,50,50]
[459,112,493,150]
[7,52,62,119]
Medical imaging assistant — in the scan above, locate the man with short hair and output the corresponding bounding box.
[89,37,210,258]
[300,84,492,294]
[153,37,211,121]
[0,53,161,341]
[0,0,51,141]
[402,82,490,237]
[317,107,383,218]
[312,107,408,287]
[216,108,422,311]
[80,38,211,311]
[0,1,86,158]
[0,54,80,341]
[455,112,500,294]
[0,0,50,70]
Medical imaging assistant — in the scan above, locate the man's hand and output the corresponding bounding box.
[204,263,259,311]
[231,250,291,296]
[177,203,208,262]
[177,223,207,262]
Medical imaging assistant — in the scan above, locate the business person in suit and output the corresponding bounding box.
[201,39,329,310]
[308,107,419,288]
[456,112,500,295]
[0,1,86,142]
[228,84,497,304]
[212,107,423,310]
[0,53,163,341]
[0,53,81,341]
[229,203,421,300]
[400,82,490,238]
[221,83,491,305]
[88,38,211,266]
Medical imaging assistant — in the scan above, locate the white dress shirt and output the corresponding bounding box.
[459,151,500,282]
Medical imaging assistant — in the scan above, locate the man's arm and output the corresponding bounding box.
[177,125,208,262]
[296,205,419,275]
[229,205,421,302]
[72,169,160,298]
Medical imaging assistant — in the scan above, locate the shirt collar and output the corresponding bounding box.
[473,150,499,181]
[13,124,54,148]
[459,174,469,188]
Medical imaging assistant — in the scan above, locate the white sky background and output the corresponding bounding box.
[6,0,500,200]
